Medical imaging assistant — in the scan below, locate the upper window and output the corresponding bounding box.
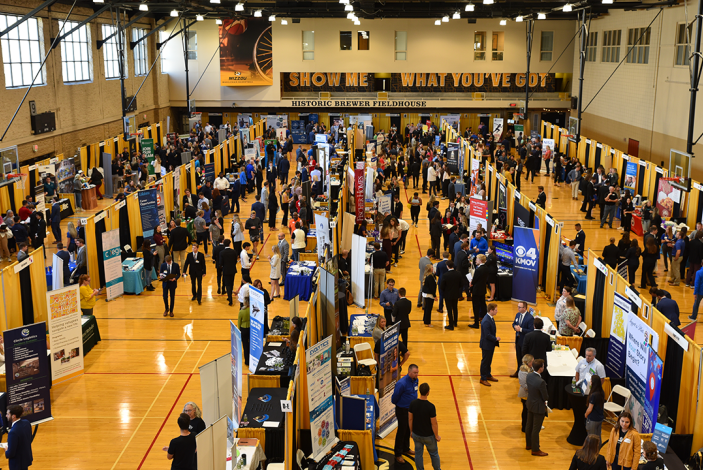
[492,31,504,61]
[59,20,91,83]
[395,31,407,60]
[626,27,651,64]
[302,30,314,60]
[133,28,148,76]
[0,14,45,88]
[540,31,553,61]
[186,31,196,60]
[474,31,486,61]
[101,24,127,79]
[357,31,369,50]
[602,30,621,63]
[675,23,692,66]
[586,32,598,62]
[159,31,168,74]
[340,31,352,50]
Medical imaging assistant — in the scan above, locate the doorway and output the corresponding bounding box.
[390,115,401,132]
[209,113,223,128]
[541,111,566,127]
[627,138,639,158]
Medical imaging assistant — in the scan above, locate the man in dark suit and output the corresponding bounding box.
[479,303,500,386]
[391,288,413,346]
[440,260,464,330]
[219,240,238,306]
[469,254,488,329]
[50,197,61,243]
[56,242,71,286]
[510,301,535,377]
[182,242,206,305]
[602,237,620,269]
[182,189,197,208]
[535,186,546,209]
[521,317,552,366]
[160,255,180,317]
[525,359,549,456]
[5,404,33,470]
[212,236,226,294]
[435,252,449,314]
[455,243,471,300]
[167,219,192,269]
[573,223,586,257]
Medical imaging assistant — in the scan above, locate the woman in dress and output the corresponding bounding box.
[485,245,499,301]
[555,296,582,336]
[269,245,281,298]
[66,221,78,254]
[380,219,393,272]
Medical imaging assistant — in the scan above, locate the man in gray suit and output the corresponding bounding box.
[525,359,549,457]
[75,238,87,276]
[277,232,290,286]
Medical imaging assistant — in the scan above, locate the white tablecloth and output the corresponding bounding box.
[547,350,578,377]
[226,438,266,470]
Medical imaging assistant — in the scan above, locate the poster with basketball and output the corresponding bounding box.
[220,19,272,86]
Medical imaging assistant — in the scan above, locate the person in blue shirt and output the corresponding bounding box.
[454,233,468,262]
[470,231,488,257]
[245,161,256,193]
[669,230,686,286]
[690,267,703,321]
[391,364,419,465]
[379,279,399,326]
[655,290,680,327]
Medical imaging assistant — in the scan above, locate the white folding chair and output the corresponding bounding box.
[579,322,588,337]
[571,348,579,360]
[353,342,377,375]
[585,329,596,338]
[604,385,632,425]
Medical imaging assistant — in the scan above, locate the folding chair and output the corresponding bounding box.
[604,385,632,425]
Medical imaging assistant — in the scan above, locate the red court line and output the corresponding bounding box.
[85,372,251,376]
[137,374,193,470]
[251,233,271,269]
[415,234,422,257]
[448,375,474,470]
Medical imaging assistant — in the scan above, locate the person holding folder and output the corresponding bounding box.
[160,255,180,317]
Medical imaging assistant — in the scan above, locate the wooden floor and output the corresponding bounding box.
[15,164,703,470]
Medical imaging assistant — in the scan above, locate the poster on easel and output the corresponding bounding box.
[249,286,265,372]
[102,229,124,301]
[377,322,400,438]
[4,322,53,425]
[230,321,243,429]
[306,335,337,459]
[47,285,85,385]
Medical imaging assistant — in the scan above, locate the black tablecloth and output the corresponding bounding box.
[269,317,290,336]
[82,315,101,355]
[254,342,293,388]
[496,272,512,301]
[565,384,589,445]
[240,387,287,462]
[547,373,572,410]
[663,446,686,470]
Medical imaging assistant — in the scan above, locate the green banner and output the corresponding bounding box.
[141,138,155,175]
[514,124,524,133]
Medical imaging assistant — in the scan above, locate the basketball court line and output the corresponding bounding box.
[448,375,474,470]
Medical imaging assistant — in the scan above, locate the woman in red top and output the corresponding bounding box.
[441,209,457,251]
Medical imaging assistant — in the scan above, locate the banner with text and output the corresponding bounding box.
[625,313,660,432]
[314,213,330,260]
[512,227,539,305]
[514,200,530,228]
[606,292,630,378]
[447,142,460,174]
[102,229,124,300]
[4,322,52,424]
[306,335,337,459]
[138,189,159,238]
[355,163,365,223]
[230,321,243,429]
[248,286,265,373]
[378,322,400,437]
[469,197,489,234]
[47,285,84,385]
[141,138,155,175]
[624,161,638,192]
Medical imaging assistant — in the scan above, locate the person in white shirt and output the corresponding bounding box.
[574,348,606,383]
[427,164,438,196]
[214,173,230,191]
[398,218,410,255]
[291,222,307,261]
[240,242,253,284]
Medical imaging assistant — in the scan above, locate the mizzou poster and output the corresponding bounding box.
[220,19,272,86]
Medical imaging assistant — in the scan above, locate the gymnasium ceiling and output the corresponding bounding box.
[55,0,679,22]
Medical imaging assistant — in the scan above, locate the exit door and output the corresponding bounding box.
[390,116,401,132]
[627,139,639,158]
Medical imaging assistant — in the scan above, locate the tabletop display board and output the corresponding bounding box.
[306,335,337,459]
[47,285,85,385]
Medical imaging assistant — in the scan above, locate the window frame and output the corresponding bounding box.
[491,31,504,61]
[394,31,407,61]
[340,31,352,51]
[675,23,692,67]
[159,31,168,74]
[132,27,148,77]
[540,31,554,61]
[302,30,314,60]
[474,31,486,61]
[625,27,651,64]
[585,31,598,62]
[0,14,46,89]
[602,29,621,63]
[58,19,92,84]
[357,30,370,50]
[101,23,128,80]
[186,30,197,60]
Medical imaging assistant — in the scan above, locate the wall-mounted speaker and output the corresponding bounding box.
[31,112,56,134]
[571,96,578,109]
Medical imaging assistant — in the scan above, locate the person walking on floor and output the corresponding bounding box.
[219,240,238,306]
[525,358,549,457]
[372,243,390,298]
[183,242,206,305]
[669,229,685,286]
[409,383,441,470]
[469,254,489,329]
[439,260,463,330]
[391,364,419,465]
[160,255,180,317]
[479,303,500,386]
[511,301,535,377]
[392,287,413,346]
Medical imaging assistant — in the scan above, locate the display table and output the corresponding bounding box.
[121,258,156,294]
[547,349,578,377]
[565,384,589,445]
[283,261,317,301]
[312,442,360,470]
[226,438,267,470]
[546,349,579,410]
[82,315,101,355]
[571,265,588,294]
[239,388,286,462]
[81,185,98,210]
[661,445,686,470]
[43,198,74,222]
[253,341,293,388]
[348,314,378,337]
[632,213,643,236]
[45,262,76,288]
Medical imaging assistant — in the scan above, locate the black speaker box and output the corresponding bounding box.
[31,112,56,134]
[571,96,578,109]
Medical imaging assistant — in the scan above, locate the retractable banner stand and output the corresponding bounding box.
[141,138,155,175]
[249,286,266,373]
[378,194,392,215]
[102,229,124,301]
[230,321,243,429]
[514,200,530,228]
[47,285,85,385]
[378,322,400,438]
[306,335,338,459]
[355,163,365,223]
[138,189,159,238]
[492,118,504,142]
[351,234,366,307]
[469,197,488,233]
[102,153,114,197]
[625,313,660,432]
[606,292,631,378]
[498,182,507,228]
[624,161,638,192]
[447,143,460,174]
[4,322,53,425]
[512,227,539,305]
[315,213,330,260]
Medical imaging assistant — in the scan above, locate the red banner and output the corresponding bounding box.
[355,162,365,223]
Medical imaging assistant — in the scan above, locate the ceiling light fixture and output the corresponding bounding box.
[216,19,223,25]
[281,18,288,25]
[269,15,275,21]
[235,3,245,11]
[170,9,178,17]
[254,10,262,17]
[483,0,494,5]
[442,15,449,22]
[537,12,546,19]
[210,0,220,3]
[435,19,441,25]
[347,12,355,19]
[453,11,461,19]
[602,0,613,3]
[345,4,353,11]
[340,0,350,3]
[466,3,475,11]
[515,15,523,22]
[354,19,360,25]
[196,15,204,21]
[139,3,148,11]
[563,3,573,11]
[500,19,507,25]
[93,0,104,3]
